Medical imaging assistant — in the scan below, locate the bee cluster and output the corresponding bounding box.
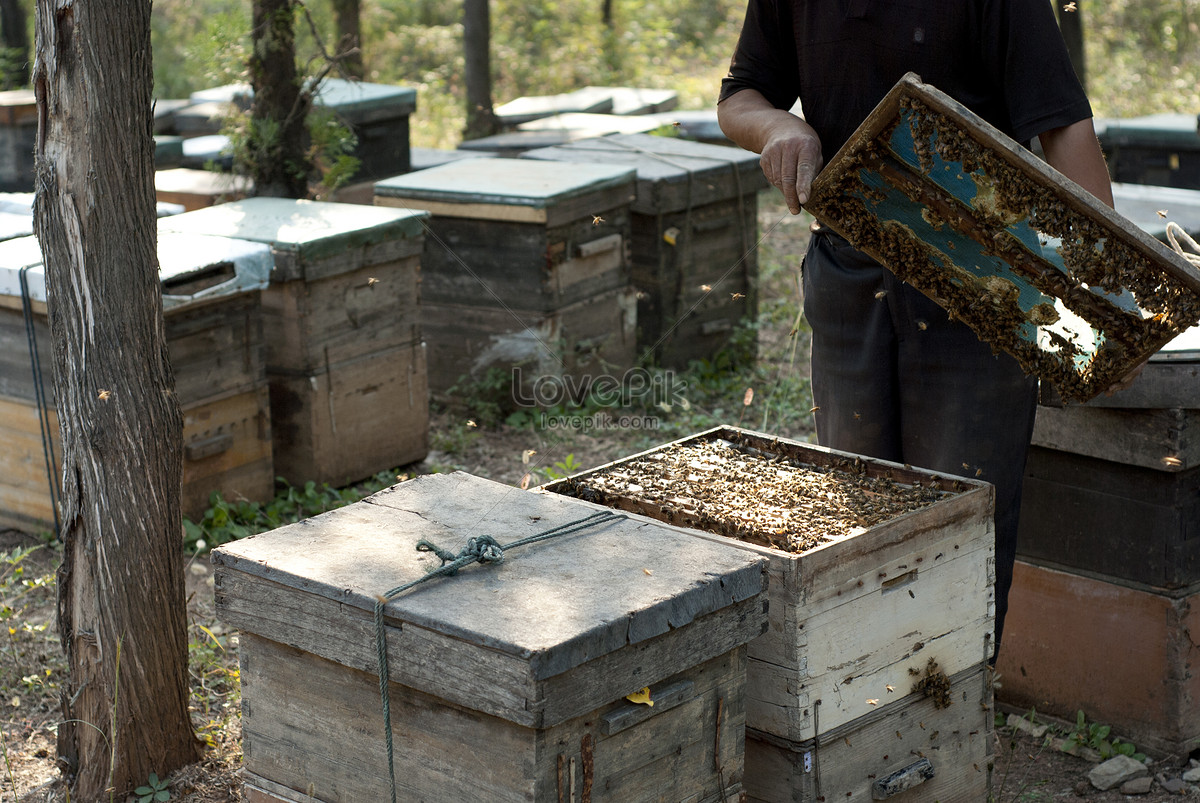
[556,437,951,554]
[809,96,1200,402]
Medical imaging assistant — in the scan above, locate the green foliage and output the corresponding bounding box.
[182,471,398,554]
[1060,709,1145,761]
[134,772,171,803]
[0,544,58,709]
[151,1,249,99]
[541,453,583,481]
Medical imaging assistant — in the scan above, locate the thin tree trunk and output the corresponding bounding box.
[1056,2,1087,90]
[330,0,363,79]
[463,0,499,140]
[0,0,28,88]
[32,0,201,798]
[249,0,311,198]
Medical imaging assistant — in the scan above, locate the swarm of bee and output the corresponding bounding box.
[554,437,952,554]
[910,657,954,709]
[807,94,1200,402]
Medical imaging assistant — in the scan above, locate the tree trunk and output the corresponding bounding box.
[248,0,311,198]
[462,0,499,140]
[1055,2,1087,90]
[330,0,363,79]
[0,0,28,88]
[32,0,201,798]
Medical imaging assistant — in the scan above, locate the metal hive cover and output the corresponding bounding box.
[806,73,1200,403]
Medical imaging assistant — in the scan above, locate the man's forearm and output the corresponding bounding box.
[718,88,824,213]
[1039,118,1114,208]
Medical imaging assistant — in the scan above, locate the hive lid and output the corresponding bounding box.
[521,132,767,213]
[1102,113,1200,149]
[1112,182,1200,241]
[157,197,429,263]
[212,471,766,698]
[374,158,636,224]
[806,72,1200,404]
[311,78,417,119]
[0,232,273,309]
[494,88,614,126]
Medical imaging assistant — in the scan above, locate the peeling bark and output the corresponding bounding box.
[32,0,201,798]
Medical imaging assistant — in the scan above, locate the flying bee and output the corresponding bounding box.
[731,292,745,300]
[367,277,380,288]
[97,389,112,401]
[592,215,605,226]
[1063,1,1077,11]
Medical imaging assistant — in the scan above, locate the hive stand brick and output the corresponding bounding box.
[997,560,1200,756]
[213,471,769,802]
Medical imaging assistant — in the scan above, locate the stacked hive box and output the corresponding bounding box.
[546,426,997,802]
[1098,114,1200,190]
[522,133,768,366]
[154,168,252,212]
[0,90,36,193]
[213,471,770,802]
[1001,326,1200,756]
[159,199,430,487]
[0,232,275,528]
[374,159,638,395]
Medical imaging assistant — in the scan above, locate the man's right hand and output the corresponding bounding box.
[717,88,824,214]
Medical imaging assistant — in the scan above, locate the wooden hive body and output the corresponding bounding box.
[521,133,768,367]
[213,471,770,802]
[1100,113,1200,190]
[544,426,996,800]
[0,233,275,527]
[159,198,430,486]
[375,159,639,394]
[0,90,37,193]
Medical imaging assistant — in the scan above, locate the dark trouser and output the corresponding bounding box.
[802,230,1037,662]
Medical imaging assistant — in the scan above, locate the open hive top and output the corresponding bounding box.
[550,428,966,554]
[806,73,1200,403]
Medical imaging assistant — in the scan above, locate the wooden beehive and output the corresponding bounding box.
[212,471,770,802]
[155,167,252,211]
[374,158,635,312]
[806,73,1200,403]
[159,198,430,487]
[374,158,638,394]
[1018,325,1200,590]
[0,232,275,528]
[521,133,768,367]
[1099,113,1200,190]
[745,665,992,803]
[0,90,36,193]
[544,427,996,750]
[421,287,636,395]
[312,78,417,181]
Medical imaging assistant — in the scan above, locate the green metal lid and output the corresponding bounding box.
[374,157,635,209]
[158,198,429,262]
[1104,113,1200,149]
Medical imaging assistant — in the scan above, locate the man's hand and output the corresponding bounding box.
[718,88,825,214]
[761,126,824,213]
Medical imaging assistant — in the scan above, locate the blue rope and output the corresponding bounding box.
[18,266,60,538]
[373,509,625,802]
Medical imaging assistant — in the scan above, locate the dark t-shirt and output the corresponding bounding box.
[719,0,1093,158]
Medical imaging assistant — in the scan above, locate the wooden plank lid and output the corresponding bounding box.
[212,470,767,687]
[158,197,429,263]
[522,132,767,214]
[373,158,635,224]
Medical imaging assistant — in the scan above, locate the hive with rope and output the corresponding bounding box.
[805,73,1200,403]
[545,425,996,802]
[374,158,639,395]
[213,471,769,802]
[521,133,769,367]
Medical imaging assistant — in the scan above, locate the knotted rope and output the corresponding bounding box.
[373,509,625,802]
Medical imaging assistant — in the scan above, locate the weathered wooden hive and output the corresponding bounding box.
[521,133,768,367]
[1098,113,1200,190]
[545,426,996,802]
[159,198,430,487]
[806,73,1200,403]
[0,90,36,193]
[374,158,638,394]
[154,167,252,212]
[0,231,274,528]
[1000,324,1200,756]
[212,471,770,802]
